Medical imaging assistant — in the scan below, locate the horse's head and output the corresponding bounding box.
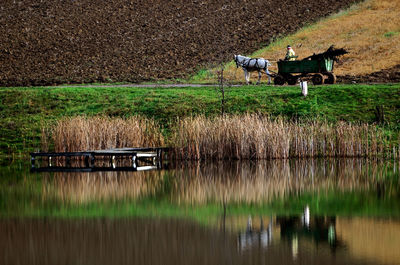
[234,55,246,68]
[234,55,239,68]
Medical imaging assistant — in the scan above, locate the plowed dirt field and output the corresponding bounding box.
[339,64,400,84]
[0,0,361,86]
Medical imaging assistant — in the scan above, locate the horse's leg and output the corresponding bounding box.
[244,70,249,85]
[265,68,271,85]
[257,71,261,85]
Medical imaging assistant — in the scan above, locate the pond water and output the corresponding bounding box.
[1,159,399,265]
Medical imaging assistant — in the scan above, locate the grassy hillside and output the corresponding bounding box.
[193,0,400,83]
[1,84,399,157]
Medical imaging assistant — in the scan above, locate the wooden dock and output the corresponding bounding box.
[30,147,168,171]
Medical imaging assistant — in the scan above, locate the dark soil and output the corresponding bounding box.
[338,64,400,84]
[0,0,361,86]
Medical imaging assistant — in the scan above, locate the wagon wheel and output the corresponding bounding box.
[324,72,337,84]
[312,73,324,85]
[274,75,285,86]
[287,75,298,85]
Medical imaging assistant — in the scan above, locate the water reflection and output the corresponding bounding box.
[233,214,400,265]
[237,207,340,255]
[1,159,400,265]
[171,159,399,204]
[41,159,399,204]
[42,170,165,203]
[1,216,399,265]
[31,156,162,172]
[238,215,274,251]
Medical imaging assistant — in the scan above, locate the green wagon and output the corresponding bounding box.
[274,58,337,85]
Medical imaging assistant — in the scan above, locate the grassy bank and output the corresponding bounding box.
[1,84,400,157]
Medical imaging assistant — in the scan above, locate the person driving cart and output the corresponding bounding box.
[284,45,297,61]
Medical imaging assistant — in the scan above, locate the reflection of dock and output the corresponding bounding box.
[30,147,168,172]
[31,165,159,173]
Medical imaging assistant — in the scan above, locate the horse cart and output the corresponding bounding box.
[234,46,347,85]
[273,57,337,86]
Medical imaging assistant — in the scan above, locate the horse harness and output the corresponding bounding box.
[243,58,267,70]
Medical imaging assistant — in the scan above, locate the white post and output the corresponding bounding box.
[300,81,308,97]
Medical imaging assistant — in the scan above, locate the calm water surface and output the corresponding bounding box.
[0,159,399,265]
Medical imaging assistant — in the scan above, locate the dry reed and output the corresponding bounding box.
[50,116,164,152]
[170,114,392,160]
[44,114,396,160]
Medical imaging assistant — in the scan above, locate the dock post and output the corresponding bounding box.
[90,154,95,167]
[132,152,137,167]
[157,148,161,161]
[159,148,164,163]
[85,155,90,167]
[156,148,163,163]
[132,152,137,169]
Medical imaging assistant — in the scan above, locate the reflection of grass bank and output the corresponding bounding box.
[1,84,399,157]
[2,191,400,222]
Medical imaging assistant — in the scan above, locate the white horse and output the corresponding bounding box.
[234,55,271,85]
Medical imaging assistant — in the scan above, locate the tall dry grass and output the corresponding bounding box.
[50,116,165,152]
[170,114,392,160]
[44,114,397,159]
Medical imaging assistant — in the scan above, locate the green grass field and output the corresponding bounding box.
[1,84,400,157]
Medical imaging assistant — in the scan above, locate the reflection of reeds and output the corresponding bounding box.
[170,115,392,160]
[44,159,396,205]
[43,170,164,204]
[50,116,164,152]
[169,159,384,204]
